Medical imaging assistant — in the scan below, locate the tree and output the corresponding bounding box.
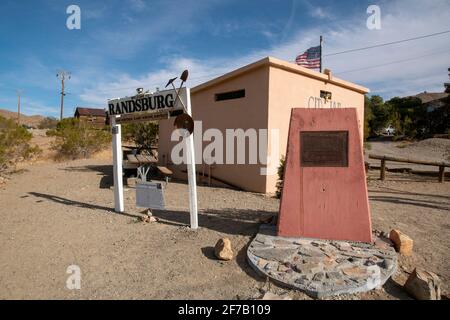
[363,95,373,140]
[385,97,426,137]
[367,95,389,135]
[122,122,159,152]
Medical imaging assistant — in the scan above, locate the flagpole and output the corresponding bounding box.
[320,35,323,73]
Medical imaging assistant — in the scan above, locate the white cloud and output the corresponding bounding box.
[127,0,147,11]
[77,0,450,106]
[309,7,330,19]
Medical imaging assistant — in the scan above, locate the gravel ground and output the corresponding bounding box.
[0,140,449,300]
[366,138,450,172]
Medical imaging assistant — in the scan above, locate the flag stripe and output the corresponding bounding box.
[295,45,321,70]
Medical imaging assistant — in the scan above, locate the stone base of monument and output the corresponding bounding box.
[247,225,397,299]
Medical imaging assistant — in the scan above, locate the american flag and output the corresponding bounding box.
[295,46,321,69]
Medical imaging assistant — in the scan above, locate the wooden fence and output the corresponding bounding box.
[368,154,450,182]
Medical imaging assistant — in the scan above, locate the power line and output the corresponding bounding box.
[335,48,450,75]
[324,29,450,57]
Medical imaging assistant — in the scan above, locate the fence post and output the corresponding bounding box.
[438,166,445,183]
[380,158,386,181]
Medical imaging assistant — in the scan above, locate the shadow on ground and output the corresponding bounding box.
[154,208,276,236]
[27,192,142,219]
[61,165,113,189]
[383,278,412,300]
[368,186,450,211]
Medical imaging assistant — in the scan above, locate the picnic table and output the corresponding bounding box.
[126,154,157,165]
[123,151,173,183]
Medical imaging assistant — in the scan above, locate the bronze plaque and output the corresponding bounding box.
[300,131,348,167]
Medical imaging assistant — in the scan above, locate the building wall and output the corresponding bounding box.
[158,65,270,192]
[77,115,106,128]
[265,66,366,193]
[158,58,367,194]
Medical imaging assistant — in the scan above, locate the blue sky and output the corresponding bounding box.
[0,0,449,117]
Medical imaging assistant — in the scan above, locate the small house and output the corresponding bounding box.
[74,107,107,127]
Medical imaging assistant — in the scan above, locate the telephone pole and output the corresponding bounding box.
[56,70,71,121]
[16,90,22,125]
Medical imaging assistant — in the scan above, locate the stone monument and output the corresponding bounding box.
[277,108,372,243]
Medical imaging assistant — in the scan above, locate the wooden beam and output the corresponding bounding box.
[369,154,450,167]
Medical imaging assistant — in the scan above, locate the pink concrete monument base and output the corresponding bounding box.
[277,108,372,243]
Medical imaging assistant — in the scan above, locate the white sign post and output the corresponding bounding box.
[184,88,198,229]
[108,87,198,229]
[111,116,124,213]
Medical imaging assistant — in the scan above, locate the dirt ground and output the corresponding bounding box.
[0,135,449,300]
[366,138,450,172]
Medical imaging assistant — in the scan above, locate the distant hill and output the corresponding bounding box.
[0,109,46,128]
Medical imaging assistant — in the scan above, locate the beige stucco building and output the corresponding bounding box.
[158,57,369,194]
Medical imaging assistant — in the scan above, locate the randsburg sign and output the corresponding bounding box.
[107,87,186,123]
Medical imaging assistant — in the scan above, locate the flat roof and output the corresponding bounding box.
[192,56,370,95]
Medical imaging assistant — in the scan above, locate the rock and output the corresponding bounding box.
[293,262,322,274]
[252,247,297,262]
[126,177,136,186]
[142,215,158,223]
[381,259,394,270]
[441,293,450,300]
[277,264,290,272]
[257,258,269,267]
[404,268,441,300]
[312,272,325,282]
[389,229,413,256]
[342,266,367,277]
[214,238,234,261]
[326,271,343,280]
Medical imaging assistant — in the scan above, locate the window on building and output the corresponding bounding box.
[215,89,245,102]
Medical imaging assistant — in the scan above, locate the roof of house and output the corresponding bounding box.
[413,92,449,104]
[192,56,370,95]
[74,107,107,117]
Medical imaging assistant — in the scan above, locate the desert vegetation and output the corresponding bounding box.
[0,115,40,172]
[122,122,158,151]
[37,117,59,129]
[47,118,110,159]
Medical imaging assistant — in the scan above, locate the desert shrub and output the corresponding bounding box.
[38,117,59,129]
[0,116,40,171]
[47,118,110,159]
[122,122,158,151]
[275,155,285,199]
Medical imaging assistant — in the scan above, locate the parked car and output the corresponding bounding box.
[383,125,395,136]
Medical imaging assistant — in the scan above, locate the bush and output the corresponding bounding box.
[275,156,285,199]
[122,122,158,151]
[38,117,59,129]
[47,118,110,159]
[0,116,40,171]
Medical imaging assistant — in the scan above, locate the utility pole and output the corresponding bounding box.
[56,70,71,121]
[16,90,21,125]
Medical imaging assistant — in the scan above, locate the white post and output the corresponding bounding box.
[112,116,124,213]
[185,88,198,229]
